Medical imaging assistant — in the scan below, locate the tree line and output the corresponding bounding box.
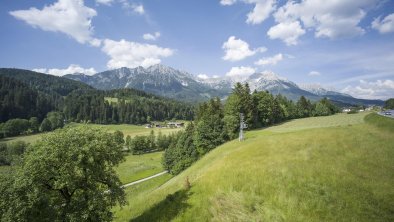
[63,89,194,124]
[0,112,65,139]
[124,130,180,154]
[163,83,340,174]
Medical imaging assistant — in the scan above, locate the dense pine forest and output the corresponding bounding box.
[63,89,194,124]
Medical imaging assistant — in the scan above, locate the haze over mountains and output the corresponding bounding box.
[65,64,383,106]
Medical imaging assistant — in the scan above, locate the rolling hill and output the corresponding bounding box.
[113,112,394,221]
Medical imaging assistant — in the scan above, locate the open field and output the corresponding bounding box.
[0,122,183,145]
[114,112,394,221]
[267,112,367,133]
[0,133,45,144]
[71,123,182,138]
[116,152,165,184]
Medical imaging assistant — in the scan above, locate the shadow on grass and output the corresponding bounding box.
[130,189,191,222]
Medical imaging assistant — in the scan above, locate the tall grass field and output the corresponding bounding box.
[113,112,394,222]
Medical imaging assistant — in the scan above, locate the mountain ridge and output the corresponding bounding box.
[63,64,384,106]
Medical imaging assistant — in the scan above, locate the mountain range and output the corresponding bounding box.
[63,64,384,106]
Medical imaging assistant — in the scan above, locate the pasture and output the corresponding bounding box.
[116,152,165,184]
[0,123,182,144]
[113,112,394,221]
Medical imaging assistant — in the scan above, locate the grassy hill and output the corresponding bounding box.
[113,112,394,221]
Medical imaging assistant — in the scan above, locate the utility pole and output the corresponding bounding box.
[239,113,248,141]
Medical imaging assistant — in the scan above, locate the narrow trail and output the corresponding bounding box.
[121,171,168,188]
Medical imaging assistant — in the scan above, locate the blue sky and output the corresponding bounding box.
[1,0,394,99]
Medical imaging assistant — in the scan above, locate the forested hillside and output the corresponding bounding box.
[63,88,194,124]
[0,76,53,122]
[0,69,194,138]
[0,68,92,96]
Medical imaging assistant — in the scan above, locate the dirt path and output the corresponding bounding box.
[121,171,168,188]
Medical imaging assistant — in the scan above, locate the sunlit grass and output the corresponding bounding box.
[267,112,368,133]
[0,133,45,144]
[113,112,394,222]
[71,123,182,138]
[0,122,182,145]
[112,173,173,221]
[116,152,164,184]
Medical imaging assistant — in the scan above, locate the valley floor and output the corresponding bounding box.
[113,112,394,222]
[0,122,181,144]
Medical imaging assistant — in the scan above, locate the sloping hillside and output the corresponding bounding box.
[0,68,93,96]
[114,112,394,221]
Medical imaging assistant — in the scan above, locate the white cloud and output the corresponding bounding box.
[341,79,394,100]
[255,53,283,66]
[197,74,209,79]
[267,20,305,45]
[132,4,145,14]
[96,0,114,5]
[372,13,394,34]
[308,71,321,76]
[33,64,97,76]
[220,0,237,5]
[143,32,161,41]
[269,0,378,44]
[119,1,145,14]
[220,0,275,24]
[10,0,98,46]
[245,0,276,25]
[222,36,266,62]
[225,66,255,77]
[101,39,174,69]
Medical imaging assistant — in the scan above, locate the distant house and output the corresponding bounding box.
[342,108,351,113]
[145,124,152,128]
[167,122,185,128]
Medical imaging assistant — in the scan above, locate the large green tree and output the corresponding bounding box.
[46,111,64,130]
[0,126,126,222]
[224,83,254,139]
[194,98,228,155]
[163,123,198,174]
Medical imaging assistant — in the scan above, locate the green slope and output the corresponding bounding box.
[114,112,394,222]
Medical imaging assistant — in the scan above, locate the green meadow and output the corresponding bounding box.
[116,152,165,184]
[0,123,182,144]
[113,112,394,222]
[0,133,45,144]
